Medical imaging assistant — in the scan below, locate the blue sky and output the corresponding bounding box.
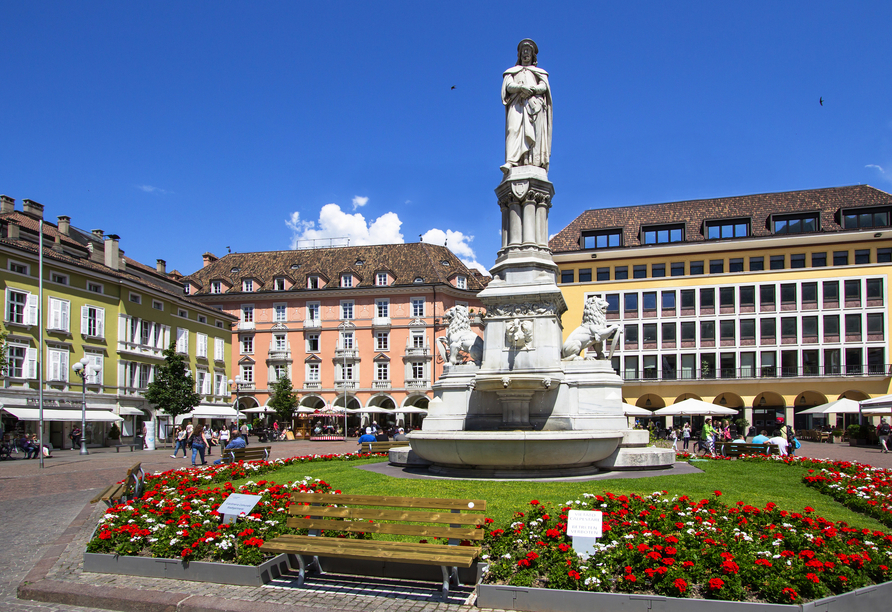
[2,2,891,276]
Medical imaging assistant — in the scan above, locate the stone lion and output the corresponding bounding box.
[561,296,621,360]
[437,306,484,365]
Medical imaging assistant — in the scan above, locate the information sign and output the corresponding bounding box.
[217,493,262,524]
[566,510,603,538]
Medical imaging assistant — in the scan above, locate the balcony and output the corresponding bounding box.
[372,316,391,328]
[404,346,431,357]
[620,364,892,383]
[304,318,321,329]
[335,380,358,390]
[303,381,321,389]
[406,379,431,390]
[267,349,291,361]
[238,321,255,330]
[373,380,391,390]
[335,347,360,360]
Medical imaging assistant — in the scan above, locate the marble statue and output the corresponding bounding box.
[501,39,552,173]
[561,296,622,360]
[437,305,484,365]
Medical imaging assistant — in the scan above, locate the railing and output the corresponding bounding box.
[372,316,391,327]
[304,318,321,328]
[372,380,391,389]
[621,364,892,382]
[335,380,358,390]
[267,350,291,361]
[406,380,431,389]
[238,321,255,330]
[335,348,360,359]
[303,381,321,389]
[404,346,431,356]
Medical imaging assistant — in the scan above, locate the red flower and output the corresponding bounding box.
[755,559,772,567]
[804,506,815,513]
[624,574,637,582]
[558,543,570,552]
[526,551,539,560]
[708,578,724,590]
[517,558,530,568]
[782,588,798,602]
[721,560,740,574]
[181,548,192,558]
[806,573,820,584]
[673,578,687,593]
[567,570,581,580]
[838,576,848,583]
[530,500,540,506]
[714,490,722,497]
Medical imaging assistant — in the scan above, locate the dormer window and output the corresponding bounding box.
[341,274,353,288]
[210,281,222,294]
[582,228,622,249]
[376,272,388,286]
[414,277,424,283]
[355,259,365,266]
[308,276,320,289]
[231,267,240,273]
[242,279,253,292]
[642,223,684,244]
[183,285,190,295]
[772,212,819,235]
[705,219,749,239]
[456,275,467,289]
[274,277,286,291]
[842,206,892,229]
[440,260,451,267]
[291,263,300,269]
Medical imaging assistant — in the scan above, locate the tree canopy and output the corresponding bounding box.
[268,376,297,424]
[144,341,202,419]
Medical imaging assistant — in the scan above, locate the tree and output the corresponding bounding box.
[145,341,202,421]
[0,327,8,377]
[268,375,298,426]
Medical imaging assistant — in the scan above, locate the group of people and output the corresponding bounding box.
[16,433,54,459]
[170,423,250,466]
[663,417,798,457]
[357,424,409,446]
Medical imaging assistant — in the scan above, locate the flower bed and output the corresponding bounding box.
[802,464,892,528]
[481,493,892,604]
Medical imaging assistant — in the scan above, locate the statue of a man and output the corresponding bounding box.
[501,39,552,173]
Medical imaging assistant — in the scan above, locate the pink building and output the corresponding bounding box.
[182,243,485,430]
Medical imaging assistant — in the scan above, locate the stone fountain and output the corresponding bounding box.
[406,39,673,477]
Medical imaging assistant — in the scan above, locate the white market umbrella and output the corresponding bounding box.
[396,406,428,414]
[296,406,318,414]
[623,403,654,416]
[799,398,861,415]
[242,406,277,414]
[653,398,739,417]
[861,394,892,409]
[347,407,391,414]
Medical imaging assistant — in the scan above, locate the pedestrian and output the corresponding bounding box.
[190,425,209,466]
[702,418,716,457]
[682,423,691,450]
[170,426,188,458]
[141,423,148,449]
[240,421,249,441]
[669,428,678,451]
[877,418,891,453]
[68,426,82,450]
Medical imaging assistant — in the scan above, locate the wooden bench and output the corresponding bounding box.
[261,493,487,598]
[89,462,145,507]
[225,446,270,463]
[360,440,409,453]
[113,443,142,452]
[715,442,780,457]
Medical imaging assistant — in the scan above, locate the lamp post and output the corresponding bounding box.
[72,357,100,456]
[338,321,354,436]
[229,375,248,433]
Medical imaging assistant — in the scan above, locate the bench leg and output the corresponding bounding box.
[289,554,323,586]
[438,565,461,599]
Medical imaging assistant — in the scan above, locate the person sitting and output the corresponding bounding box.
[213,435,247,465]
[730,436,746,443]
[767,430,789,456]
[19,434,37,459]
[751,430,770,444]
[375,428,389,442]
[357,427,377,449]
[393,427,409,441]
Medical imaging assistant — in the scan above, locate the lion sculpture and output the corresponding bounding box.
[561,296,621,360]
[437,305,484,365]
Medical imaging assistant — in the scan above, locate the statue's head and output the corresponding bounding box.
[516,39,538,67]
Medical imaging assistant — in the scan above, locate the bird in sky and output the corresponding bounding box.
[819,97,823,106]
[451,85,456,90]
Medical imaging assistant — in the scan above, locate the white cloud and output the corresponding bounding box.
[866,164,892,184]
[351,195,369,210]
[287,203,403,248]
[421,228,490,276]
[136,184,171,195]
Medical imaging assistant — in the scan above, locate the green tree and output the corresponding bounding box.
[144,341,202,420]
[268,375,297,426]
[0,327,8,376]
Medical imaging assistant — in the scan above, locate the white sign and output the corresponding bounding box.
[217,493,262,523]
[566,510,603,538]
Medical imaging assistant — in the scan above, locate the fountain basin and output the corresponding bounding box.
[407,430,623,478]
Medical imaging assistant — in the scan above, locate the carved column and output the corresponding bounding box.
[522,200,536,245]
[536,197,549,247]
[508,202,522,245]
[500,203,509,249]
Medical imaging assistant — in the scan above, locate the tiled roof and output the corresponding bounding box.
[183,243,487,295]
[549,185,892,253]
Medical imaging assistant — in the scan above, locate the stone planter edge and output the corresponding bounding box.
[477,580,892,612]
[83,551,291,586]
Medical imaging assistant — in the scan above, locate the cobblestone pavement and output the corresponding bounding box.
[2,437,890,612]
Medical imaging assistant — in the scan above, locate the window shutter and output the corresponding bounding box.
[215,337,224,361]
[81,306,89,335]
[49,299,60,329]
[96,308,105,338]
[89,354,103,385]
[203,374,211,395]
[24,348,37,379]
[60,300,70,331]
[176,328,188,353]
[24,293,38,325]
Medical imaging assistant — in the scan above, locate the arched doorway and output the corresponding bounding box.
[752,391,785,432]
[794,391,828,431]
[400,395,430,430]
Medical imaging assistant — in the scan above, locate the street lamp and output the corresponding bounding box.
[229,375,249,431]
[72,357,100,456]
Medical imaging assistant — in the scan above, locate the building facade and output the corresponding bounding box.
[182,243,485,430]
[550,185,892,432]
[0,195,237,449]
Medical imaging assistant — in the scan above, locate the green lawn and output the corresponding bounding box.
[228,458,887,532]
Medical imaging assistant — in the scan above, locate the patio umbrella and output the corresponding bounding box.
[241,406,277,414]
[623,403,654,416]
[395,406,428,414]
[346,407,391,414]
[799,398,861,415]
[296,406,318,414]
[860,394,892,409]
[653,398,739,416]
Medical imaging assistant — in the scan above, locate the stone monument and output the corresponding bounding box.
[405,40,673,477]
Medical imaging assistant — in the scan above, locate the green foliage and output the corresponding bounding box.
[144,341,202,419]
[0,327,8,375]
[267,376,298,424]
[734,417,749,434]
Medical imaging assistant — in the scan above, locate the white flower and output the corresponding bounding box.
[170,538,179,545]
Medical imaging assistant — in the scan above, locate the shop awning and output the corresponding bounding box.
[174,405,241,424]
[1,406,123,422]
[118,406,146,416]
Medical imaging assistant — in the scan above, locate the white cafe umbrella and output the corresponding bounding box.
[395,406,429,414]
[623,403,654,416]
[860,394,892,409]
[799,398,861,415]
[653,398,739,417]
[241,405,277,414]
[347,406,391,414]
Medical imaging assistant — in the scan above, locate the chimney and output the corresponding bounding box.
[92,229,104,240]
[57,215,70,236]
[6,219,20,240]
[0,195,14,214]
[22,199,44,219]
[156,258,167,274]
[104,234,121,271]
[202,252,218,268]
[52,234,63,252]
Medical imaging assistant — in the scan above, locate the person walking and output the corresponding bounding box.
[170,426,188,458]
[877,418,891,453]
[702,418,716,457]
[682,423,691,450]
[669,428,678,451]
[190,425,209,466]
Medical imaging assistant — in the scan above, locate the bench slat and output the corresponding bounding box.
[289,506,486,525]
[260,538,480,567]
[290,492,486,511]
[285,518,484,540]
[91,483,122,504]
[268,534,481,556]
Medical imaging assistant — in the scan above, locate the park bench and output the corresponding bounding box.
[260,493,487,599]
[714,442,780,457]
[113,442,143,452]
[360,440,409,453]
[225,445,270,463]
[89,462,145,507]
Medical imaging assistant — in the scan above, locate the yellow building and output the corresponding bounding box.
[550,185,892,433]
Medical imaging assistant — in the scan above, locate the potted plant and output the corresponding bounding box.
[830,428,843,443]
[847,423,866,446]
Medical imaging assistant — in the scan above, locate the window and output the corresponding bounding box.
[812,252,827,267]
[709,259,724,274]
[46,347,69,382]
[376,299,389,319]
[690,261,704,275]
[275,278,286,291]
[197,315,206,324]
[376,331,389,350]
[341,301,354,320]
[341,274,353,288]
[178,309,188,318]
[210,281,222,294]
[823,315,840,338]
[242,305,254,323]
[719,287,734,308]
[642,324,657,343]
[183,285,190,295]
[834,251,849,266]
[740,286,755,308]
[240,364,254,383]
[274,303,287,322]
[411,362,425,379]
[624,356,638,379]
[624,293,638,313]
[761,318,776,340]
[800,282,817,305]
[868,348,885,374]
[376,272,388,286]
[773,212,818,234]
[48,297,70,331]
[651,264,665,278]
[720,320,735,343]
[855,249,870,264]
[307,362,320,382]
[561,270,575,283]
[152,300,163,311]
[700,321,715,342]
[596,267,609,281]
[6,344,35,378]
[578,268,592,282]
[196,370,209,395]
[770,255,785,270]
[214,337,225,361]
[700,288,714,309]
[456,275,467,289]
[633,265,647,279]
[81,305,105,337]
[879,248,892,263]
[215,373,226,396]
[760,285,775,308]
[270,364,287,384]
[801,316,818,337]
[706,219,749,239]
[582,228,622,249]
[376,362,389,381]
[680,289,695,309]
[50,272,68,285]
[308,276,321,289]
[740,319,755,340]
[729,258,744,273]
[642,292,657,311]
[661,291,675,309]
[790,254,805,269]
[273,333,287,351]
[411,298,425,318]
[129,293,142,304]
[823,281,839,303]
[842,207,891,229]
[846,313,861,339]
[749,256,764,271]
[846,348,862,375]
[867,313,883,336]
[624,324,638,344]
[341,331,354,349]
[176,328,189,353]
[195,333,207,358]
[414,277,424,283]
[845,279,861,302]
[670,262,684,277]
[781,317,797,339]
[216,320,224,329]
[642,224,684,244]
[306,333,320,352]
[867,278,883,301]
[761,352,776,377]
[242,279,253,292]
[88,282,103,294]
[781,284,796,306]
[614,266,628,280]
[340,363,354,381]
[662,322,676,342]
[681,321,695,341]
[8,260,28,275]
